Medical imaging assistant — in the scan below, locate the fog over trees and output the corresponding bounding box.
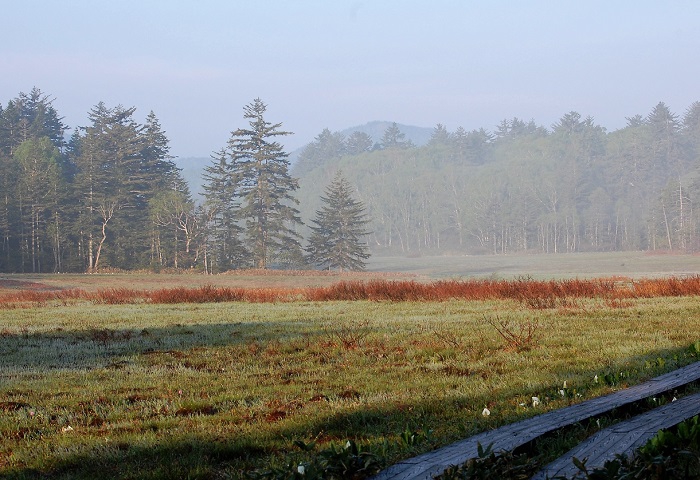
[295,103,700,256]
[1,87,699,273]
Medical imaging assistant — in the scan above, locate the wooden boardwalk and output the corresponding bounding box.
[533,391,700,479]
[371,361,700,480]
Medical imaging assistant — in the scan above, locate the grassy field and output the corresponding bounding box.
[3,251,700,295]
[367,250,700,279]
[0,269,416,295]
[1,253,700,479]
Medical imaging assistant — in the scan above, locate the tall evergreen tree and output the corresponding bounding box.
[0,87,66,271]
[0,88,67,156]
[137,111,187,268]
[0,144,19,271]
[14,137,62,272]
[226,99,303,269]
[306,171,371,271]
[647,102,685,177]
[140,111,179,194]
[201,148,248,270]
[73,103,148,270]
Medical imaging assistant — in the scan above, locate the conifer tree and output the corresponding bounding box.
[201,148,248,270]
[306,171,371,271]
[73,103,163,270]
[14,137,62,272]
[226,99,303,269]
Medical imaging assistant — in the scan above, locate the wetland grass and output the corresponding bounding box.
[1,279,700,478]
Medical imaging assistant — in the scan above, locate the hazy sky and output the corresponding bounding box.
[3,1,699,158]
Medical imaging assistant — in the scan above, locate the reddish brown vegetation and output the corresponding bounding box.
[2,276,700,307]
[149,285,246,303]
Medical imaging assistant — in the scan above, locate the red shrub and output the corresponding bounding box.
[93,288,143,304]
[3,274,700,307]
[147,285,246,303]
[630,276,700,298]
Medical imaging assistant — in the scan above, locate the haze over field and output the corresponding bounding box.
[3,1,699,157]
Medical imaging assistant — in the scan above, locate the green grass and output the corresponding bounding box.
[1,295,699,479]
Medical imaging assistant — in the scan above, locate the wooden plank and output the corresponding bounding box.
[533,391,700,479]
[371,361,700,480]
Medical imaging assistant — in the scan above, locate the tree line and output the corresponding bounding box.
[4,87,699,273]
[0,89,370,273]
[294,102,700,255]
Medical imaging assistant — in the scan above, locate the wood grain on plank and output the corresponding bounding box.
[371,362,700,480]
[533,391,700,479]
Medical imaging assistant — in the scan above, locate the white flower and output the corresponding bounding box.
[482,407,490,416]
[559,389,566,397]
[672,397,677,402]
[346,441,352,449]
[594,375,598,383]
[61,426,74,433]
[532,396,540,407]
[297,465,305,475]
[563,381,567,389]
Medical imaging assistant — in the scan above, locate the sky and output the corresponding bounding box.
[3,1,700,158]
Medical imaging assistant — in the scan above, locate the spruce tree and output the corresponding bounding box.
[306,171,371,271]
[201,148,248,270]
[73,103,156,270]
[226,99,303,269]
[14,137,62,272]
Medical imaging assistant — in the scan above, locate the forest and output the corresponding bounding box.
[294,103,700,256]
[1,87,699,273]
[0,89,370,273]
